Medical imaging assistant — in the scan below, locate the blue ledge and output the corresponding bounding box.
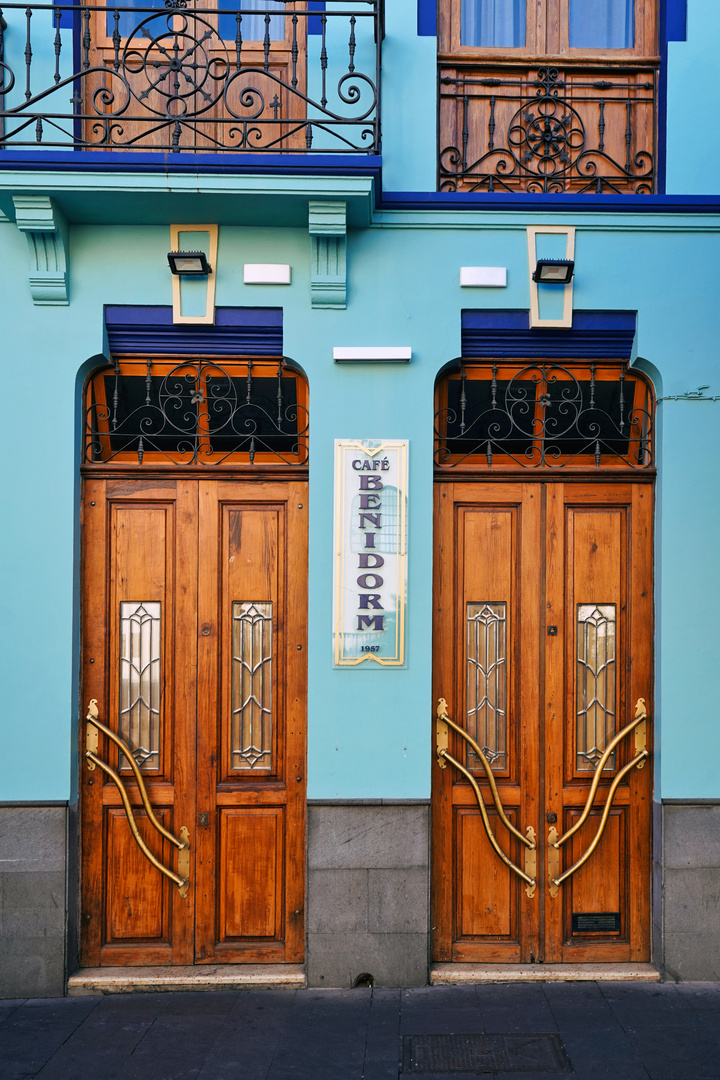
[379,191,720,214]
[0,149,383,179]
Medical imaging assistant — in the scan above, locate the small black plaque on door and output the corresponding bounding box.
[401,1034,572,1074]
[572,911,621,933]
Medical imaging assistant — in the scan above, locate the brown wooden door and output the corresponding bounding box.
[80,475,307,967]
[82,4,307,152]
[432,480,653,964]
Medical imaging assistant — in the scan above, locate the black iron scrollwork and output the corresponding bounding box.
[435,362,653,469]
[440,67,654,194]
[85,357,309,466]
[0,2,380,154]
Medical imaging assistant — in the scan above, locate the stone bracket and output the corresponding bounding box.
[309,200,346,309]
[13,195,69,306]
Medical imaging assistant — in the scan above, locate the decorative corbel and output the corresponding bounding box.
[308,200,346,308]
[13,195,69,306]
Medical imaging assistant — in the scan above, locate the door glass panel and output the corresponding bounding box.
[218,0,285,42]
[119,601,162,772]
[576,603,616,770]
[231,602,273,771]
[466,602,507,769]
[461,0,526,47]
[108,0,286,42]
[569,0,634,49]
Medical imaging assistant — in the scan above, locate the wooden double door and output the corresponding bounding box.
[80,475,307,967]
[432,479,653,964]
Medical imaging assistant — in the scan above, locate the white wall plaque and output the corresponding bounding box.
[333,440,408,666]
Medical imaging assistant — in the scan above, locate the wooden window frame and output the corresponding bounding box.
[438,0,658,65]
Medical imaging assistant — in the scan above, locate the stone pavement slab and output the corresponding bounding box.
[1,982,720,1079]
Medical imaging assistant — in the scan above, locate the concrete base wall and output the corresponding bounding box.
[662,802,720,981]
[0,805,67,997]
[306,802,430,988]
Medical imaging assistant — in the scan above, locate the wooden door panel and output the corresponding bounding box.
[545,483,652,962]
[564,505,626,782]
[195,480,307,964]
[454,807,519,945]
[566,808,625,929]
[433,482,541,964]
[218,807,284,941]
[105,808,171,943]
[110,501,172,779]
[81,479,198,968]
[83,6,307,153]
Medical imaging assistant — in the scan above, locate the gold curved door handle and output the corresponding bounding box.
[86,699,190,897]
[548,698,649,897]
[436,698,537,897]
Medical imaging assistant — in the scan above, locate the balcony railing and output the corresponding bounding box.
[0,2,381,154]
[439,65,655,194]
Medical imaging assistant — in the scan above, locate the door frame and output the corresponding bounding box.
[77,464,309,969]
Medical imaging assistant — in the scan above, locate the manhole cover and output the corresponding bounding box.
[401,1033,572,1073]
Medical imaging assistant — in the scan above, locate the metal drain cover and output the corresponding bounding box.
[401,1033,572,1073]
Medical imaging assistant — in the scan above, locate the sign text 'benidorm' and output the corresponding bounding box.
[333,440,408,666]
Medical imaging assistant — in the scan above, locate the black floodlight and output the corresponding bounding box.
[167,251,212,275]
[532,258,575,285]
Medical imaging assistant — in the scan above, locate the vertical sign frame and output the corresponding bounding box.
[333,440,409,666]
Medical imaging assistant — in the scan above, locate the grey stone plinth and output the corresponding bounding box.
[0,805,67,997]
[307,804,430,988]
[662,802,720,981]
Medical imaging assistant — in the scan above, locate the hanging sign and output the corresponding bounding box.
[333,439,408,666]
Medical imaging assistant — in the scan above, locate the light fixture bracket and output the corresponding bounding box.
[167,250,212,276]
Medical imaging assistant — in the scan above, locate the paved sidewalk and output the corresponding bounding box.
[2,982,719,1080]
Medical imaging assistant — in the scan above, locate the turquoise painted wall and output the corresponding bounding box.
[666,0,719,194]
[2,208,720,803]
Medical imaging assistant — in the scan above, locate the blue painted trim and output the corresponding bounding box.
[0,150,383,179]
[461,309,637,359]
[105,305,283,355]
[658,2,687,194]
[657,0,669,195]
[379,190,720,213]
[308,1,325,35]
[417,0,437,36]
[667,0,687,41]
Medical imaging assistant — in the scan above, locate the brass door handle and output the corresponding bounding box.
[86,699,190,897]
[548,698,649,897]
[436,698,537,896]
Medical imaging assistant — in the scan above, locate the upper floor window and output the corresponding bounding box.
[439,0,658,193]
[443,0,653,56]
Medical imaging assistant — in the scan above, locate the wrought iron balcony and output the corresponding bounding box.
[439,64,656,194]
[0,2,381,154]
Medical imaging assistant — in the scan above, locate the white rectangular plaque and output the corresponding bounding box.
[333,440,408,666]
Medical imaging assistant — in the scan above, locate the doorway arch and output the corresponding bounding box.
[79,352,308,968]
[431,356,655,964]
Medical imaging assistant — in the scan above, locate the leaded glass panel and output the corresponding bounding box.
[231,602,273,771]
[119,601,161,772]
[466,602,507,770]
[576,604,616,771]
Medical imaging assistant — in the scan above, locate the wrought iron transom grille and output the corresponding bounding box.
[434,360,653,470]
[84,355,308,466]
